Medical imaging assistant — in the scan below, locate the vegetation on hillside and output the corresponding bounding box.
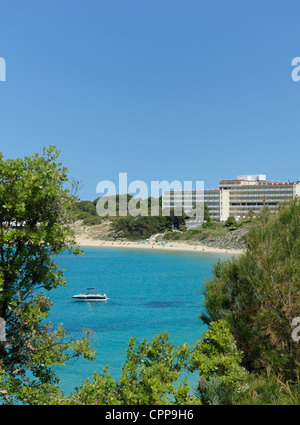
[75,195,252,246]
[76,200,102,226]
[75,195,187,239]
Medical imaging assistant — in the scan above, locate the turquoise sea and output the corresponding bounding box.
[49,247,232,395]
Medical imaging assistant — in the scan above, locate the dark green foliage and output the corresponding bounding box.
[75,200,102,225]
[200,200,300,380]
[76,201,97,216]
[189,320,249,405]
[204,203,211,222]
[80,195,186,237]
[66,333,200,405]
[0,147,96,404]
[224,215,238,230]
[201,221,215,229]
[82,216,102,226]
[109,204,187,240]
[93,194,134,213]
[238,367,300,405]
[166,208,187,230]
[111,215,168,240]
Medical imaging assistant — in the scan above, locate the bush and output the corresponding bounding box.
[200,201,300,380]
[202,221,215,229]
[111,215,168,240]
[189,320,249,405]
[224,216,237,228]
[76,200,97,216]
[82,216,102,226]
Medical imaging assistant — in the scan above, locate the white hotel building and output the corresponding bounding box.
[162,175,300,225]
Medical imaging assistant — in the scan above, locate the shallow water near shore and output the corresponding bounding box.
[49,247,233,395]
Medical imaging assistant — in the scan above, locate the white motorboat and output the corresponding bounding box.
[72,287,109,302]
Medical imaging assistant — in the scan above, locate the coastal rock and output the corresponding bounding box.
[201,226,249,250]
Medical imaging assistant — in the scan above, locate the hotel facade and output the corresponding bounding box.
[162,175,300,226]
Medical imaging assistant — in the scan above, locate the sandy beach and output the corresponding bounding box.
[75,237,244,256]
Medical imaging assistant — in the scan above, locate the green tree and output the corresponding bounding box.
[200,200,300,380]
[238,367,300,405]
[93,194,134,217]
[224,215,238,229]
[111,215,168,240]
[0,147,95,404]
[76,200,97,216]
[204,204,211,222]
[166,208,187,230]
[189,320,249,405]
[67,333,200,405]
[75,200,103,225]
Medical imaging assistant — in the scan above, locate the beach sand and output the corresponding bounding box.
[75,237,244,256]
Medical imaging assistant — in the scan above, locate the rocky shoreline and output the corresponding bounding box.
[72,220,247,255]
[198,226,249,251]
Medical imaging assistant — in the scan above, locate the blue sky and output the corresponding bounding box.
[0,0,300,200]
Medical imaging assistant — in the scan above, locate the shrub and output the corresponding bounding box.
[200,201,300,380]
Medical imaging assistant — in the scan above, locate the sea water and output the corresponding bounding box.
[49,247,232,396]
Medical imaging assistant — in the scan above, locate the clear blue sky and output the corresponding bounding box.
[0,0,300,200]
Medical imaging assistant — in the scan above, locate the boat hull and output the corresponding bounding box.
[72,295,108,302]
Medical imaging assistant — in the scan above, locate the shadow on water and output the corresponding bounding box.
[143,301,182,308]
